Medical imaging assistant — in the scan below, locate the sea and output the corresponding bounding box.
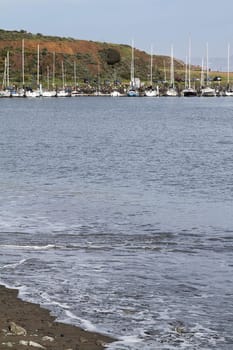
[0,96,232,349]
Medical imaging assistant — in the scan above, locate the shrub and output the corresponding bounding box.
[99,48,121,65]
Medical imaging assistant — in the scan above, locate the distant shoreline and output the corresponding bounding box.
[0,284,115,350]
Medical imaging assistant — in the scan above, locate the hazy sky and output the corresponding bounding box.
[0,0,233,66]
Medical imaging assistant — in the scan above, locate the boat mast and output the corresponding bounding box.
[7,51,10,87]
[52,52,55,89]
[227,43,230,86]
[130,40,135,88]
[74,60,77,87]
[188,37,191,89]
[150,45,153,86]
[97,62,100,94]
[170,45,174,88]
[37,44,40,87]
[47,66,50,90]
[163,60,167,82]
[184,55,188,89]
[22,39,25,87]
[2,57,7,89]
[61,61,65,90]
[200,57,204,88]
[206,43,209,86]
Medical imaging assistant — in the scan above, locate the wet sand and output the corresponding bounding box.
[0,285,116,350]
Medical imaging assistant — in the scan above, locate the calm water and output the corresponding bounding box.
[0,97,233,349]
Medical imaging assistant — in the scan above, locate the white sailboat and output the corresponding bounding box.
[127,40,139,97]
[26,44,42,97]
[0,53,11,97]
[165,45,178,96]
[71,60,81,96]
[5,51,24,97]
[42,65,56,97]
[145,46,159,97]
[225,43,233,96]
[57,61,70,97]
[201,43,216,97]
[2,50,24,97]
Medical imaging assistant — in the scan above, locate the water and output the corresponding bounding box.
[0,96,233,349]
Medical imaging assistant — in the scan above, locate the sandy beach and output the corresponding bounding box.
[0,285,115,350]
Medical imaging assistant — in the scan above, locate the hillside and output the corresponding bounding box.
[0,29,186,88]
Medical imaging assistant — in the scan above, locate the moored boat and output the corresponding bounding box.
[0,90,11,97]
[144,86,159,97]
[42,90,57,97]
[165,45,178,97]
[224,90,233,96]
[201,43,216,97]
[166,87,178,97]
[26,89,41,98]
[127,40,139,97]
[182,87,197,97]
[182,38,197,97]
[110,90,124,97]
[127,89,139,97]
[144,46,159,97]
[57,90,71,97]
[201,86,216,97]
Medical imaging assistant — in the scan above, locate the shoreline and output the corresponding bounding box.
[0,284,116,350]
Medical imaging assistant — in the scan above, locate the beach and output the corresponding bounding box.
[0,285,115,350]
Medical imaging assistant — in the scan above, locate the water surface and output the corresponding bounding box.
[0,97,233,349]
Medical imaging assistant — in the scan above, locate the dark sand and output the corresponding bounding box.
[0,285,116,350]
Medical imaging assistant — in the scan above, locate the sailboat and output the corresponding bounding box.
[127,40,139,97]
[26,44,42,97]
[182,38,197,97]
[57,61,70,97]
[42,65,57,97]
[165,45,178,96]
[201,43,216,97]
[71,60,81,96]
[224,44,233,96]
[2,49,25,97]
[0,53,11,97]
[145,46,159,97]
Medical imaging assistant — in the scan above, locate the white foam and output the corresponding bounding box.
[43,299,70,311]
[0,244,58,250]
[0,258,27,270]
[62,310,98,332]
[107,336,143,350]
[119,335,142,344]
[17,285,29,297]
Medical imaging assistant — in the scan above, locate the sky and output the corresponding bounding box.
[0,0,233,69]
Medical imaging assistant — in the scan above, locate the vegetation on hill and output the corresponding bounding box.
[0,29,229,90]
[0,29,186,89]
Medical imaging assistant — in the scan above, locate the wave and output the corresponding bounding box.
[39,291,70,310]
[0,258,27,270]
[0,244,59,250]
[107,335,143,350]
[61,310,99,333]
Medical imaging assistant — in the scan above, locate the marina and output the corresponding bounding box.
[1,33,233,99]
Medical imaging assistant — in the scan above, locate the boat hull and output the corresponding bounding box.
[201,87,216,97]
[183,88,197,97]
[127,89,139,97]
[166,88,178,97]
[144,89,158,97]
